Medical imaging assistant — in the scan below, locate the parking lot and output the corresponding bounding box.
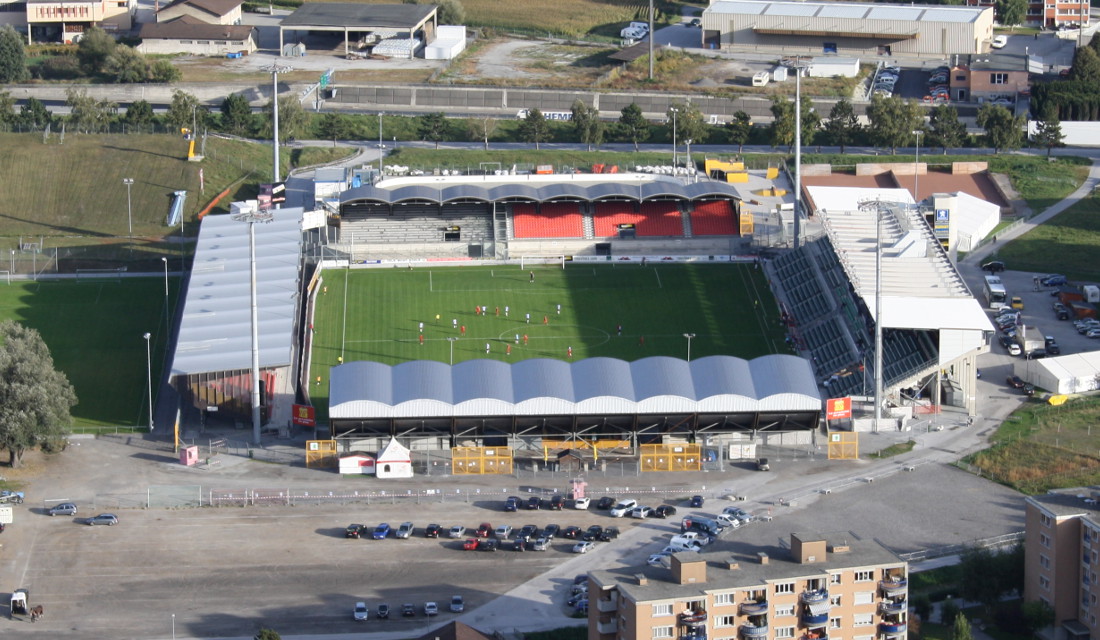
[0,433,1027,639]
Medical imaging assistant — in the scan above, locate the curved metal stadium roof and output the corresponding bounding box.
[329,354,819,419]
[340,180,743,206]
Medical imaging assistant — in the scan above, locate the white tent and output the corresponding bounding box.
[339,454,375,475]
[1015,351,1100,394]
[375,438,414,478]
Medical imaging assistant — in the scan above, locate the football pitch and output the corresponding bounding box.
[310,263,788,414]
[0,278,172,427]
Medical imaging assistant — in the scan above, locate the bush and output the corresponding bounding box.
[35,56,81,80]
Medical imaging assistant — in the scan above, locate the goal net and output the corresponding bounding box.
[519,255,566,270]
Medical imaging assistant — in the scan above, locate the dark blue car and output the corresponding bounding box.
[373,523,392,539]
[690,495,705,508]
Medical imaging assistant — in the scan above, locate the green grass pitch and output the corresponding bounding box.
[0,278,173,427]
[309,263,789,415]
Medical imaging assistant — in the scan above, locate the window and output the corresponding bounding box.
[1039,576,1051,591]
[715,593,733,606]
[1040,555,1051,569]
[775,582,795,594]
[855,570,873,582]
[180,40,192,44]
[991,73,1008,85]
[830,574,842,585]
[717,615,737,628]
[653,604,673,617]
[830,595,842,606]
[653,626,674,639]
[1040,514,1052,527]
[777,627,795,638]
[776,605,796,617]
[1041,533,1051,548]
[831,617,842,629]
[955,75,966,81]
[854,613,874,627]
[854,592,874,605]
[197,40,210,44]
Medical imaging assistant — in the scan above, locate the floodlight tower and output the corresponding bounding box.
[231,206,274,445]
[261,62,293,182]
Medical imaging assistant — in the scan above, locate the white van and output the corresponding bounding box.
[609,499,638,517]
[752,71,771,87]
[629,21,650,34]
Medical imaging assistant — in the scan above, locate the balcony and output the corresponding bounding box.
[801,635,828,640]
[680,610,708,626]
[681,632,708,640]
[597,619,618,635]
[880,623,907,636]
[801,612,829,628]
[740,601,769,616]
[741,624,769,638]
[879,578,907,595]
[801,589,830,604]
[880,600,907,615]
[597,597,618,612]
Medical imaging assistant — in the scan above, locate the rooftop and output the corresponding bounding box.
[1028,487,1100,520]
[281,2,436,29]
[707,0,988,24]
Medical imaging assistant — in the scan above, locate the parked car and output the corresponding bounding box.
[722,506,753,523]
[572,541,595,554]
[345,523,366,539]
[1088,328,1100,339]
[689,17,701,27]
[463,538,479,550]
[504,496,520,512]
[424,524,442,538]
[1011,296,1025,309]
[543,523,561,539]
[1045,336,1061,355]
[716,514,743,529]
[494,524,513,538]
[450,595,465,613]
[609,499,638,517]
[402,603,416,617]
[1042,274,1068,287]
[396,522,415,539]
[526,496,542,510]
[448,525,466,538]
[648,551,673,566]
[424,602,438,616]
[757,458,770,471]
[1007,375,1027,389]
[630,505,652,519]
[549,495,565,510]
[354,602,369,621]
[999,335,1022,356]
[598,526,620,542]
[653,505,678,519]
[562,526,583,539]
[510,540,526,552]
[377,603,390,619]
[478,539,499,551]
[582,525,604,541]
[87,514,118,526]
[372,523,391,539]
[596,496,616,510]
[690,495,705,508]
[518,524,539,541]
[48,502,77,516]
[573,497,590,509]
[531,537,550,551]
[567,592,587,607]
[992,35,1008,48]
[476,523,493,538]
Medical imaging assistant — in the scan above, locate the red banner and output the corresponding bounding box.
[292,404,316,427]
[825,397,852,421]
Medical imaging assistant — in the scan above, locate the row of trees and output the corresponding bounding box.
[0,25,180,84]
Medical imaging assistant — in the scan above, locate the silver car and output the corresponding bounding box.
[87,513,118,526]
[49,502,77,516]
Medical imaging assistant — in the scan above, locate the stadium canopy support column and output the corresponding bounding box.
[249,221,262,445]
[874,205,883,433]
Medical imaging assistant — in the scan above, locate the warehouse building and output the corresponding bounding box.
[701,0,994,57]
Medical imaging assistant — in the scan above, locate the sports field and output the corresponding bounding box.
[0,278,173,427]
[309,263,788,415]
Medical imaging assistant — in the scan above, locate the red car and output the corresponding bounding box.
[476,523,493,538]
[463,538,479,550]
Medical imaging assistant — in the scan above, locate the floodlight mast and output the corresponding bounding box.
[231,207,275,445]
[858,198,886,433]
[261,63,293,182]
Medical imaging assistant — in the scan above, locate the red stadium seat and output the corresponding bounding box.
[512,203,584,238]
[593,202,683,237]
[690,200,738,236]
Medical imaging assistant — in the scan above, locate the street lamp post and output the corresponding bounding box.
[143,332,153,432]
[123,178,134,244]
[448,337,458,365]
[231,207,274,445]
[912,130,924,205]
[161,256,169,298]
[683,333,696,362]
[670,107,679,168]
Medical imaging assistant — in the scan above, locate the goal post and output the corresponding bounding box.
[519,255,566,270]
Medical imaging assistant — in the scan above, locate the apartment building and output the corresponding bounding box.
[1023,488,1100,640]
[589,532,908,640]
[25,0,134,43]
[963,0,1088,28]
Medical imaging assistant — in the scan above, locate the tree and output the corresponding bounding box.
[437,0,465,24]
[76,26,117,75]
[263,96,309,142]
[124,99,154,129]
[959,547,1004,611]
[995,0,1026,27]
[65,88,116,133]
[977,103,1025,153]
[1071,45,1100,83]
[725,111,752,153]
[467,116,496,150]
[254,629,281,640]
[166,90,203,132]
[418,112,448,149]
[220,93,254,136]
[951,613,973,640]
[1021,601,1055,634]
[148,59,181,83]
[571,99,604,151]
[668,101,707,167]
[866,95,924,154]
[617,103,649,152]
[769,95,795,149]
[912,595,932,626]
[824,100,859,153]
[940,601,959,626]
[0,91,15,127]
[1033,107,1064,157]
[317,112,352,147]
[103,45,149,83]
[0,320,77,467]
[20,97,52,129]
[518,108,548,150]
[0,25,27,84]
[926,104,967,154]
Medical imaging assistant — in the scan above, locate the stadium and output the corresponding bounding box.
[167,163,989,464]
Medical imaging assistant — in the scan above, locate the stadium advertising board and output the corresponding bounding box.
[292,404,316,427]
[825,396,852,420]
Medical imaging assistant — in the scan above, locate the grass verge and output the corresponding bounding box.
[992,193,1100,282]
[868,440,916,459]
